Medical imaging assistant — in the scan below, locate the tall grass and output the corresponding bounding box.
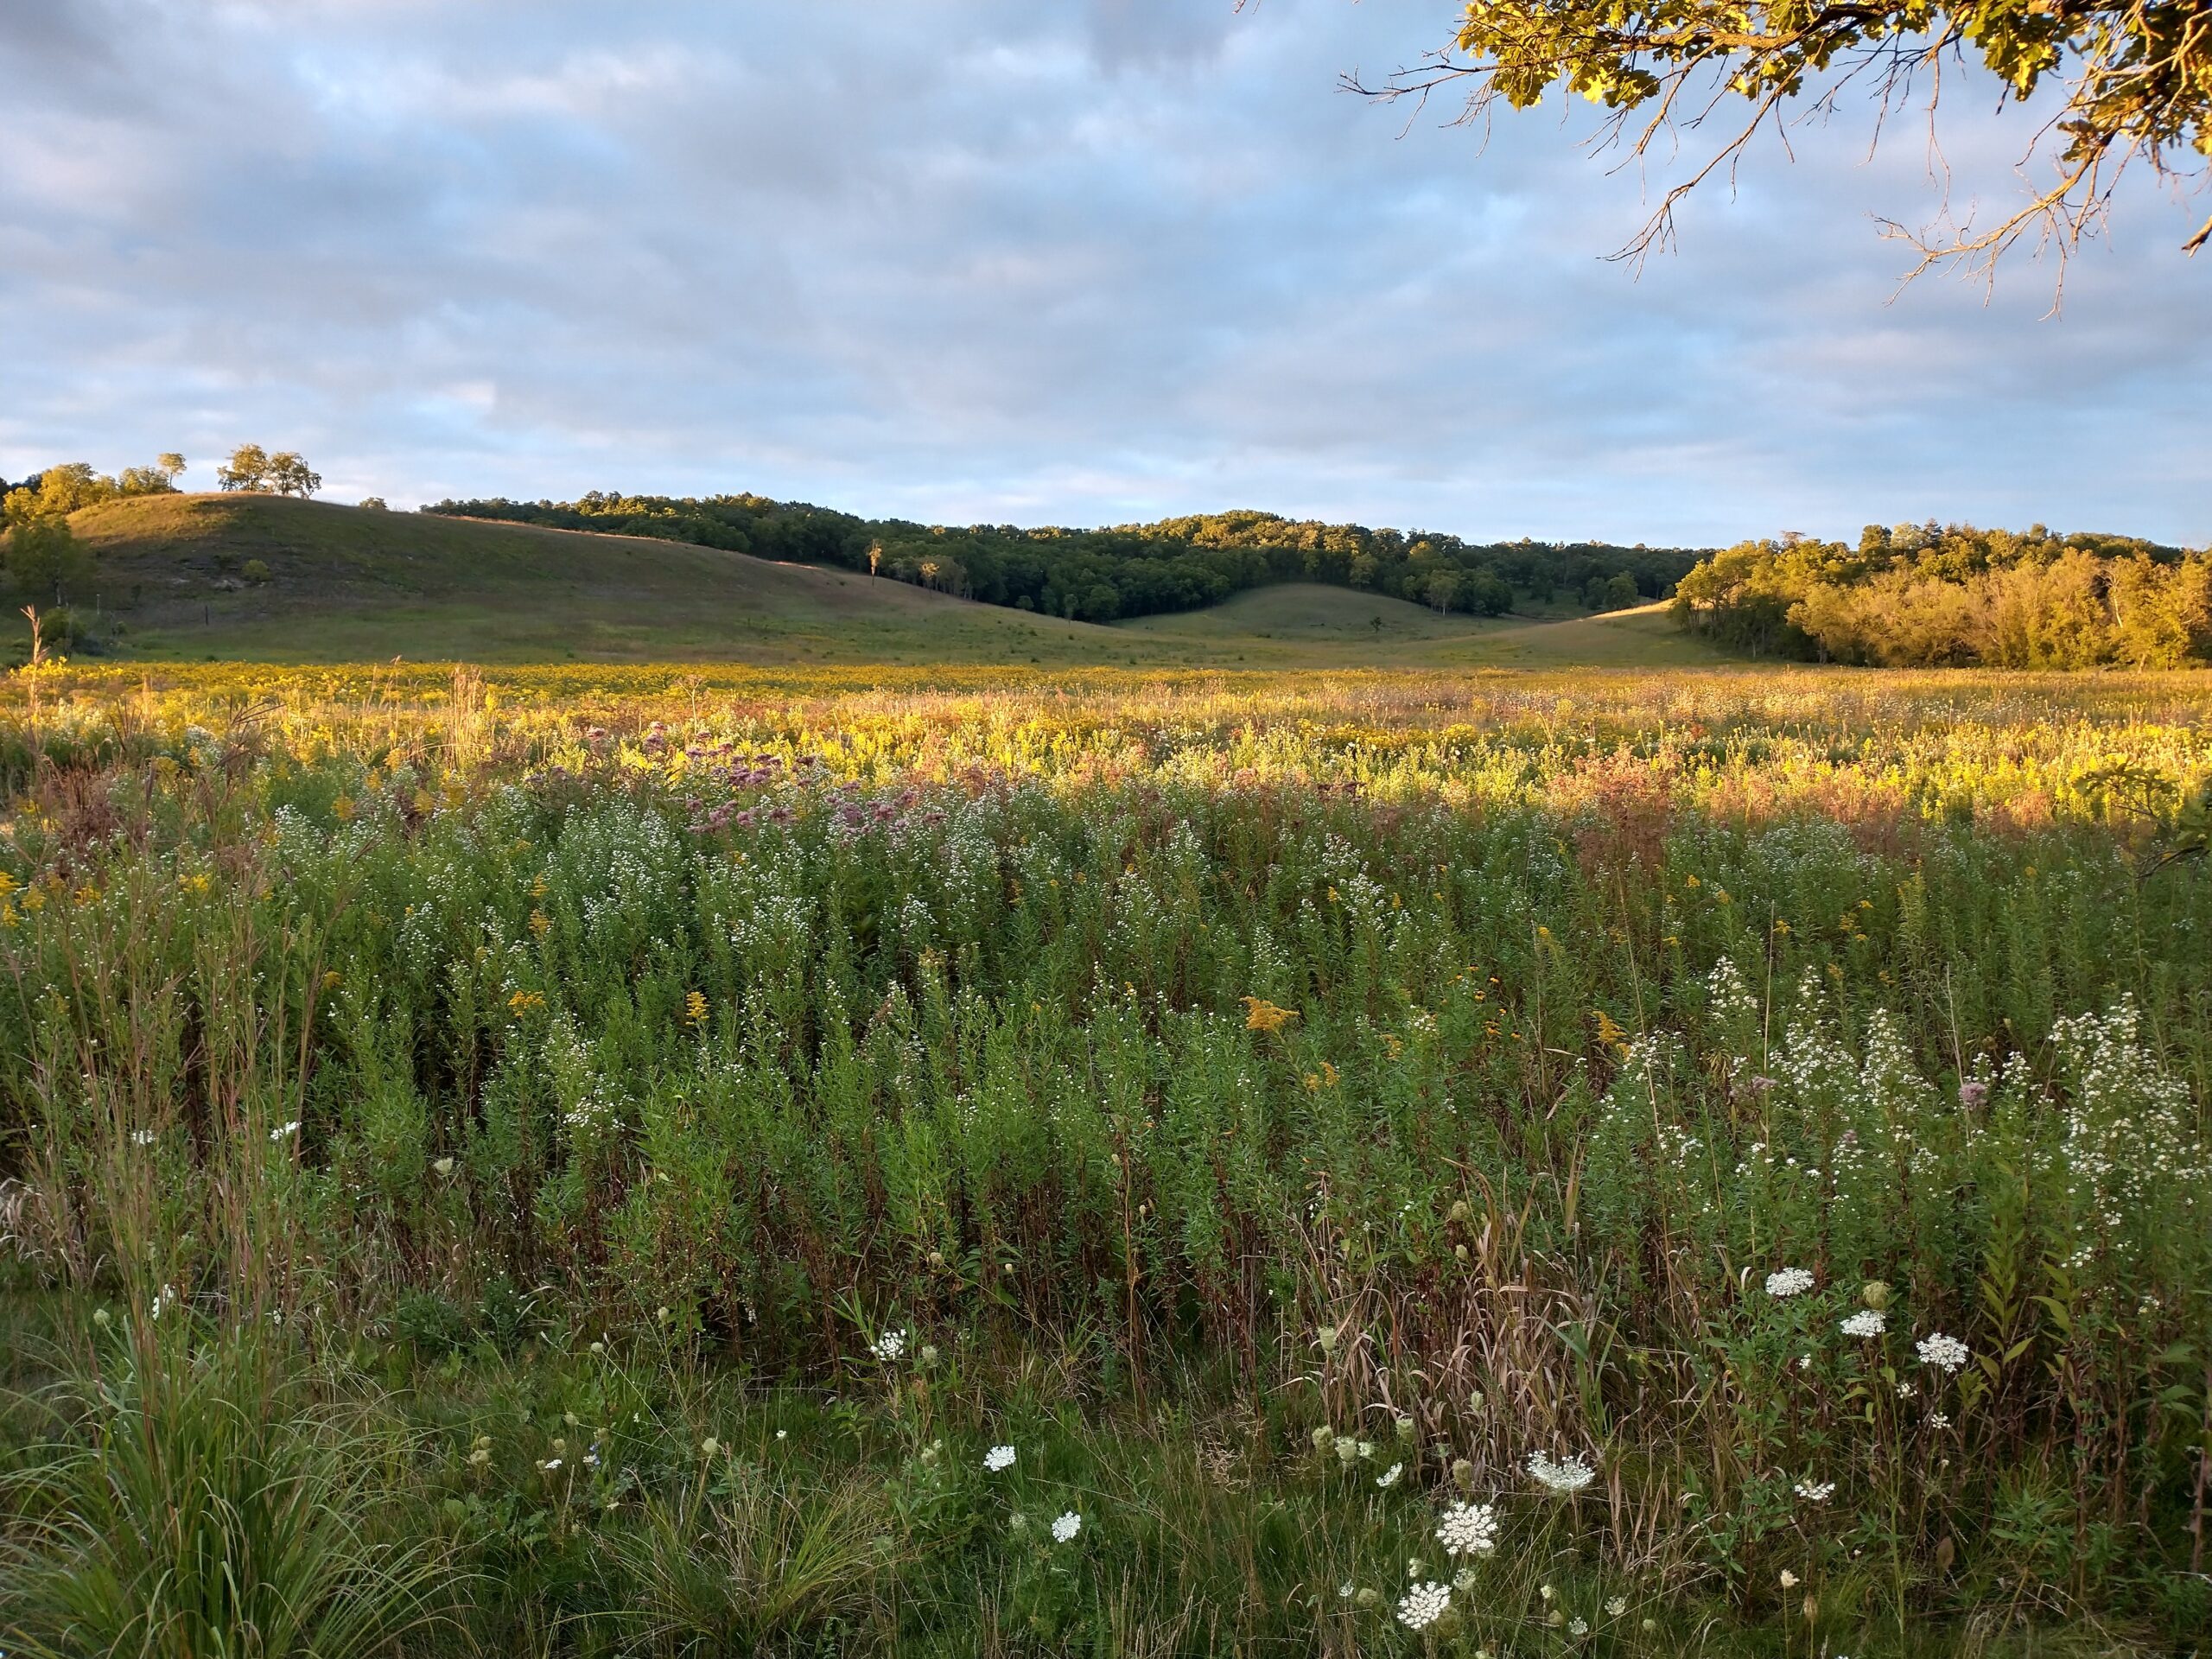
[0,1316,452,1657]
[0,664,2207,1652]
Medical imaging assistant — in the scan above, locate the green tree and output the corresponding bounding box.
[219,445,272,492]
[1464,569,1516,615]
[1358,3,2212,276]
[1422,569,1462,613]
[19,462,118,515]
[119,453,187,495]
[268,453,322,499]
[2,507,94,603]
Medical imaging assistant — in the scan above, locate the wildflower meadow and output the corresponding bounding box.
[0,661,2209,1656]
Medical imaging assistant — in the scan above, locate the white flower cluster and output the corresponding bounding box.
[1395,1580,1452,1630]
[983,1444,1016,1472]
[270,1120,302,1143]
[1375,1463,1402,1489]
[1916,1332,1969,1373]
[868,1327,908,1363]
[1840,1309,1886,1338]
[1765,1267,1815,1298]
[1527,1451,1598,1494]
[1793,1478,1835,1503]
[1435,1500,1500,1556]
[1051,1510,1082,1543]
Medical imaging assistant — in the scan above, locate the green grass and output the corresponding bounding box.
[1,671,2209,1653]
[51,496,1719,670]
[1116,585,1728,667]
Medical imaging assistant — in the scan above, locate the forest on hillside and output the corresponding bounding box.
[1671,524,2212,668]
[424,492,1701,622]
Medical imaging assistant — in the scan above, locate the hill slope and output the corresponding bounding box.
[48,494,1721,668]
[63,494,1147,665]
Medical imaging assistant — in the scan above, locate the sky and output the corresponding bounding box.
[1,0,2204,548]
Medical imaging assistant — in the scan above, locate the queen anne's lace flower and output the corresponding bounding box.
[1793,1478,1835,1502]
[1840,1309,1886,1338]
[1765,1268,1815,1298]
[983,1444,1016,1471]
[1435,1500,1500,1556]
[1051,1510,1082,1543]
[868,1327,908,1362]
[1527,1451,1598,1493]
[1375,1462,1402,1489]
[1916,1332,1969,1372]
[1395,1581,1451,1630]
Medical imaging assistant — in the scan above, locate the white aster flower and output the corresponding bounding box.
[1395,1581,1451,1630]
[1375,1462,1402,1489]
[868,1327,908,1363]
[1051,1510,1082,1544]
[1916,1332,1969,1373]
[1526,1451,1598,1494]
[1765,1267,1815,1298]
[984,1444,1016,1472]
[1435,1500,1500,1556]
[270,1120,301,1142]
[1794,1478,1835,1503]
[1840,1308,1886,1338]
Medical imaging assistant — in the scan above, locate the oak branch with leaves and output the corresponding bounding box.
[1351,1,2212,279]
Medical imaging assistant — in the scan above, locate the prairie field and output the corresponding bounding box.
[1,661,2209,1656]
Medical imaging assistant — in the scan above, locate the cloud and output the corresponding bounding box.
[0,0,2202,545]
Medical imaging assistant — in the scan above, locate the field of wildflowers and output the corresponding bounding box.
[0,661,2209,1656]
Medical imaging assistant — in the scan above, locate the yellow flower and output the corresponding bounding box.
[508,989,545,1015]
[1242,996,1298,1033]
[332,795,356,821]
[529,910,552,938]
[321,969,343,990]
[684,989,709,1027]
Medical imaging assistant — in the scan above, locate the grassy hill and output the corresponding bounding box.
[1113,583,1723,667]
[41,493,1721,668]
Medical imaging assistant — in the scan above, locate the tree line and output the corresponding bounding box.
[1671,524,2212,668]
[424,492,1702,623]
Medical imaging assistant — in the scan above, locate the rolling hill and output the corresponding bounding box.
[40,493,1722,668]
